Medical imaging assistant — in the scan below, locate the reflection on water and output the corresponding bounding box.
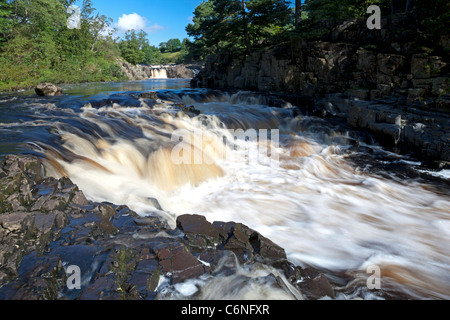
[60,79,192,96]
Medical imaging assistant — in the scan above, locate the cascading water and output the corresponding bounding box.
[0,81,449,299]
[151,67,168,79]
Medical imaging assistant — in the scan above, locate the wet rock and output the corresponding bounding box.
[177,215,287,266]
[34,214,56,234]
[182,105,201,116]
[80,276,120,300]
[0,211,32,233]
[177,214,220,246]
[154,243,206,284]
[119,61,200,81]
[71,191,89,206]
[0,155,335,300]
[35,83,63,97]
[146,197,163,211]
[139,91,159,100]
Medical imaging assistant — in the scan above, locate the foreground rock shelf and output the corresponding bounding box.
[0,155,334,300]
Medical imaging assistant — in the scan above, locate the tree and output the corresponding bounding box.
[159,41,167,53]
[185,0,220,57]
[246,0,292,42]
[0,0,14,44]
[391,0,416,14]
[166,38,182,52]
[119,30,145,64]
[142,44,162,64]
[304,0,391,22]
[295,0,302,28]
[186,0,291,56]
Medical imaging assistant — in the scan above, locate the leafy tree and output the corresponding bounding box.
[185,0,220,58]
[304,0,391,22]
[295,0,302,28]
[118,29,168,65]
[165,38,182,52]
[119,30,145,65]
[0,0,14,44]
[142,45,162,64]
[186,0,291,56]
[159,41,167,53]
[247,0,292,42]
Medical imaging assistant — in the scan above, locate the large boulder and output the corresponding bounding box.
[35,83,63,97]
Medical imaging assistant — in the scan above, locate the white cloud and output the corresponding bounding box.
[147,24,165,33]
[115,13,165,34]
[117,13,147,32]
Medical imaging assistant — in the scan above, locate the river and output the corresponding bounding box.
[1,79,449,299]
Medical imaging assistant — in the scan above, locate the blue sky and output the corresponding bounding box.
[71,0,204,46]
[73,0,297,46]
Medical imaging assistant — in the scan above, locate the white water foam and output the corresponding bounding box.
[39,93,450,299]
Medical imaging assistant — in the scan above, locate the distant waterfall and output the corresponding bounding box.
[151,67,168,79]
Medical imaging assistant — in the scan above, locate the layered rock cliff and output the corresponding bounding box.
[119,60,202,80]
[192,12,450,161]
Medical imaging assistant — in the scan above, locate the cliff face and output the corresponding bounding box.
[192,13,450,161]
[119,60,202,80]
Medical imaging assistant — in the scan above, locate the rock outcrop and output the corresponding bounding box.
[0,154,334,300]
[35,83,63,97]
[192,12,449,161]
[118,60,202,81]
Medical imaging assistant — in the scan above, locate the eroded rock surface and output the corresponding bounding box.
[0,155,334,300]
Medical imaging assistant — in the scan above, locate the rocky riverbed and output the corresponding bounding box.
[0,154,334,300]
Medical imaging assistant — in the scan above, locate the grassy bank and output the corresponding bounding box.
[0,56,128,92]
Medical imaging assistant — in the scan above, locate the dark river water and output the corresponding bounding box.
[1,79,449,299]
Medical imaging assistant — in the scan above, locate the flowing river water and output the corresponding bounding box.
[1,79,449,300]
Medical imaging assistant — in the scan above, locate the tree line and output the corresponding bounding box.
[119,30,193,65]
[185,0,449,60]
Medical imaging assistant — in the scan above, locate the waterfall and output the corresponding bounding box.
[15,88,450,300]
[151,67,168,79]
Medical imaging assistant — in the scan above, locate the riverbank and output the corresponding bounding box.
[0,60,202,93]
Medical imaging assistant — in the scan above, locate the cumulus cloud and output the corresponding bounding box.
[117,13,147,32]
[116,13,165,34]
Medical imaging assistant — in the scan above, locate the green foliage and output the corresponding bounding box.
[165,38,182,52]
[418,0,450,39]
[119,30,146,65]
[304,0,391,22]
[0,0,14,44]
[118,29,173,65]
[0,0,126,91]
[186,0,291,56]
[159,38,183,53]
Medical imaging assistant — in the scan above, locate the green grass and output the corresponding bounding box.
[160,51,184,64]
[0,57,128,92]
